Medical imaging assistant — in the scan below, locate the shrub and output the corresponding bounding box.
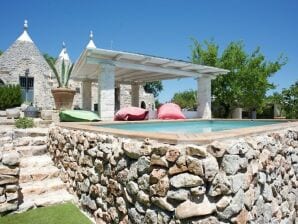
[15,117,34,129]
[0,84,22,110]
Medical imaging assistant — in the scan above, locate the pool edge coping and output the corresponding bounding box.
[56,119,298,145]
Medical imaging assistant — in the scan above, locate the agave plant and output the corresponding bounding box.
[46,57,74,88]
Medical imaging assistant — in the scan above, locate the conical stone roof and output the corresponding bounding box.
[0,20,54,109]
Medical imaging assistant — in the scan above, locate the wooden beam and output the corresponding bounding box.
[196,68,222,74]
[181,64,196,71]
[160,61,174,68]
[139,57,151,64]
[116,68,134,76]
[114,54,124,60]
[86,57,200,77]
[128,73,185,82]
[117,71,151,80]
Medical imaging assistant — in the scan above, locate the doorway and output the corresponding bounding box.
[19,76,34,103]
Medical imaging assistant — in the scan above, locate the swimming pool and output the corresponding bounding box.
[100,120,286,134]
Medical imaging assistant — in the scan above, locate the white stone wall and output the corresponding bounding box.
[119,84,155,110]
[120,84,133,109]
[72,81,155,112]
[140,89,156,110]
[0,40,54,109]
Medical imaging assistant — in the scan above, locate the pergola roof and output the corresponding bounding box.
[72,47,229,83]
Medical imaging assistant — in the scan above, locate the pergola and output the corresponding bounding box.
[72,37,229,120]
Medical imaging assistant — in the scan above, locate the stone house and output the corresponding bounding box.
[0,21,54,109]
[0,21,155,112]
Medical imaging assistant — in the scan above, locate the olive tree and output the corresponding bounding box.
[191,39,287,117]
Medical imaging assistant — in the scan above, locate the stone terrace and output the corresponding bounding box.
[48,125,298,223]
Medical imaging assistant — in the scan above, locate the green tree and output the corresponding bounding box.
[143,81,163,97]
[191,39,286,117]
[281,81,298,118]
[0,50,2,56]
[155,99,162,109]
[171,89,197,110]
[172,89,197,110]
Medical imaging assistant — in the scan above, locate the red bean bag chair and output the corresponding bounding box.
[157,103,186,120]
[115,107,149,121]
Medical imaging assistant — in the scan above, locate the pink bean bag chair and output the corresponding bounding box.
[157,103,186,120]
[115,107,149,121]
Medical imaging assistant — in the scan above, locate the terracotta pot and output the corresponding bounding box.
[51,88,75,110]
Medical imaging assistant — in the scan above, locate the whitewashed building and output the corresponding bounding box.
[0,21,155,113]
[0,21,228,119]
[0,20,54,109]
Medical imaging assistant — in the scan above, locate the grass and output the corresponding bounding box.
[0,203,92,224]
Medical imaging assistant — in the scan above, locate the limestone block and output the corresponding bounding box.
[0,165,19,176]
[0,110,6,117]
[167,189,189,201]
[170,173,204,188]
[0,201,18,213]
[186,144,207,157]
[2,151,20,166]
[6,108,20,119]
[151,197,174,212]
[40,110,53,120]
[175,196,216,219]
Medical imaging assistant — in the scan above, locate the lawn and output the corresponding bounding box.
[0,203,92,224]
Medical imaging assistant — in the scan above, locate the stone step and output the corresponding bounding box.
[18,189,74,212]
[16,145,48,157]
[20,155,54,168]
[19,166,60,183]
[0,136,13,146]
[20,178,66,196]
[14,128,48,138]
[14,136,47,147]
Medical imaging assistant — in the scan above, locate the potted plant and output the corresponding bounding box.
[47,58,75,110]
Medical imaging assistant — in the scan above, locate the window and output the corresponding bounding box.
[75,87,80,93]
[19,76,34,103]
[19,76,34,89]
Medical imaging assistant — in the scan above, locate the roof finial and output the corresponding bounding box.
[24,20,28,30]
[86,30,97,49]
[17,19,33,42]
[90,30,93,40]
[58,41,70,61]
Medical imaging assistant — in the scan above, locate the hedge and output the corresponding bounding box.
[0,84,23,110]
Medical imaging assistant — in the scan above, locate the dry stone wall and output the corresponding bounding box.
[48,126,298,224]
[0,130,20,214]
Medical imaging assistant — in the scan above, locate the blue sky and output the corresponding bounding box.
[0,0,297,102]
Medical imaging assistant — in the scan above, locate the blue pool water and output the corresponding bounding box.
[100,120,285,134]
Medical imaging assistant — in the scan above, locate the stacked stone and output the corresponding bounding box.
[48,127,298,224]
[0,147,20,214]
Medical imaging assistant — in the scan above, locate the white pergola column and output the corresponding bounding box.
[197,76,212,119]
[98,63,115,120]
[131,83,140,107]
[82,80,92,110]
